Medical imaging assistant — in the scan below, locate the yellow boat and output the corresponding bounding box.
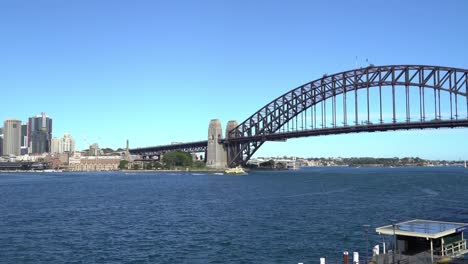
[224,167,247,175]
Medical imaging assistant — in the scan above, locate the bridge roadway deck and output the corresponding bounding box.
[129,140,208,156]
[225,119,468,143]
[130,119,468,155]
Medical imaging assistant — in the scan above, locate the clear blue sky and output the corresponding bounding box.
[1,0,467,160]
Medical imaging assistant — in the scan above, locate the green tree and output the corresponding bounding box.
[162,150,193,168]
[276,162,286,169]
[192,160,206,168]
[152,161,163,169]
[119,160,129,169]
[260,159,275,168]
[144,162,153,170]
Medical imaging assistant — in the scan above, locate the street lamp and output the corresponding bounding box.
[363,224,370,264]
[390,219,398,264]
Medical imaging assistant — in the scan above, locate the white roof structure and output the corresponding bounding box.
[376,219,468,239]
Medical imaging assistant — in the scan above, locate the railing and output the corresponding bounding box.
[444,239,467,256]
[372,251,444,264]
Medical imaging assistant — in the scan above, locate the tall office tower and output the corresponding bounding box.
[28,112,53,154]
[51,137,61,154]
[0,127,3,156]
[21,124,28,147]
[0,134,3,156]
[20,124,28,155]
[3,119,22,156]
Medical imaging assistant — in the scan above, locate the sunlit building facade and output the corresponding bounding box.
[0,135,3,156]
[51,133,75,154]
[3,119,22,156]
[21,124,28,155]
[28,112,52,154]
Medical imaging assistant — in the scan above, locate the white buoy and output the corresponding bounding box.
[320,257,326,264]
[353,252,359,264]
[373,245,380,256]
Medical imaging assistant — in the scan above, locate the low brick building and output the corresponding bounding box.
[68,153,120,171]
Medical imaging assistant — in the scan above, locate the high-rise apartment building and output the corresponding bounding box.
[20,124,28,155]
[0,127,3,156]
[0,135,3,156]
[21,124,28,147]
[61,133,75,153]
[28,112,52,154]
[51,137,60,154]
[3,119,22,156]
[51,133,75,154]
[88,143,101,156]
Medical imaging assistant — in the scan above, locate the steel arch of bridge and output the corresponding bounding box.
[226,65,468,167]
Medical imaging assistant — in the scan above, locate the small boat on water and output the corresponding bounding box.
[224,167,247,175]
[43,169,63,173]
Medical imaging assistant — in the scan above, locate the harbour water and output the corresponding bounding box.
[0,167,467,263]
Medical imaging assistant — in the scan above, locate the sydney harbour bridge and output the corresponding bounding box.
[130,65,468,168]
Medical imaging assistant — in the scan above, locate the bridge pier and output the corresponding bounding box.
[225,120,241,167]
[206,119,227,169]
[206,119,241,169]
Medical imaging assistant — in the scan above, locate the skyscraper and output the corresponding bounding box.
[51,137,60,154]
[0,135,3,156]
[3,119,22,156]
[21,124,28,147]
[21,124,28,155]
[0,127,3,155]
[28,112,53,154]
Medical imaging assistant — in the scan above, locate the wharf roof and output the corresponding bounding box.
[376,219,468,239]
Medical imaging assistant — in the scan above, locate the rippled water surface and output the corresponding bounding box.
[1,167,467,263]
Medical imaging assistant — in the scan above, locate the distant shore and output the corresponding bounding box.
[1,165,465,174]
[121,168,225,173]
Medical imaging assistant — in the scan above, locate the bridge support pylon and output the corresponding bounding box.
[225,120,241,167]
[206,119,227,169]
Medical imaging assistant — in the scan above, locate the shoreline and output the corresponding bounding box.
[0,165,464,174]
[121,168,225,173]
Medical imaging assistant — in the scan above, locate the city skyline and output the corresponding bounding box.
[1,0,468,159]
[1,113,54,156]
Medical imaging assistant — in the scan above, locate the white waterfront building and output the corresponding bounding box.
[51,133,76,154]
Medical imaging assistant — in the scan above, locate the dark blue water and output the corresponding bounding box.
[0,167,467,263]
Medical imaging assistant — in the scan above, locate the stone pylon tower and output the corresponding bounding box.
[206,119,227,169]
[225,120,239,167]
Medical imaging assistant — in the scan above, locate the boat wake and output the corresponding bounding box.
[415,187,439,196]
[283,187,354,198]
